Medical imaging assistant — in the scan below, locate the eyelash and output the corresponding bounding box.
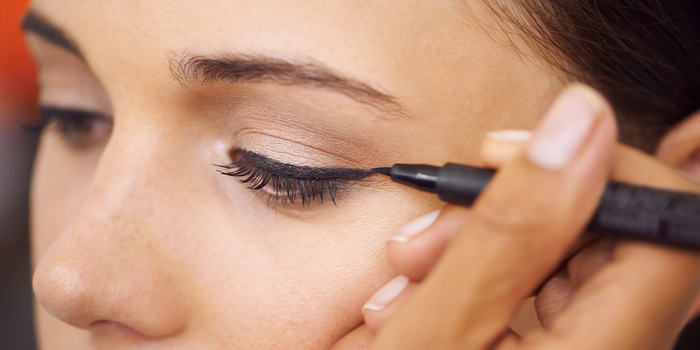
[218,156,343,206]
[25,106,112,147]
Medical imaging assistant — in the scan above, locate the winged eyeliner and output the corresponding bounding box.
[231,149,374,180]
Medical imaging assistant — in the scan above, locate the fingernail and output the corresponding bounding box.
[387,210,440,243]
[362,275,409,314]
[486,129,533,142]
[527,87,600,169]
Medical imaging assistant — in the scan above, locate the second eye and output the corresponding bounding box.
[37,106,113,148]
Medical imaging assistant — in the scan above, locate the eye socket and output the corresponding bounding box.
[217,149,374,207]
[30,106,113,148]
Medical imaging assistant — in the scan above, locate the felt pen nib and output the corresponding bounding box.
[371,167,392,176]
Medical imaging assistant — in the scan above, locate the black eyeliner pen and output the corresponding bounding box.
[373,163,700,250]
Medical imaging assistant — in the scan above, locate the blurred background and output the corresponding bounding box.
[0,0,699,349]
[2,0,39,348]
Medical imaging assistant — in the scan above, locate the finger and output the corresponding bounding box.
[363,279,531,342]
[372,84,617,350]
[386,206,466,280]
[329,323,373,350]
[384,130,533,281]
[481,129,605,277]
[510,297,542,336]
[566,238,614,288]
[540,148,700,350]
[362,276,420,334]
[687,293,700,323]
[613,144,700,193]
[481,115,700,338]
[480,129,532,168]
[533,146,700,340]
[481,131,700,192]
[533,145,700,330]
[655,109,700,168]
[481,128,605,300]
[543,242,700,350]
[534,268,574,329]
[533,238,613,328]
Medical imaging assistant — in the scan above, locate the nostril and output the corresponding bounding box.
[90,320,153,341]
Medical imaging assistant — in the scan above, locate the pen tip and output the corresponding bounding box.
[371,167,392,176]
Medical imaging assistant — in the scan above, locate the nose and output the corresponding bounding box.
[32,135,191,338]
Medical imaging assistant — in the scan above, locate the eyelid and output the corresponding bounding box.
[30,106,105,132]
[25,105,113,148]
[217,149,374,206]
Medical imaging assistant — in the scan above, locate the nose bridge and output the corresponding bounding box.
[86,130,162,222]
[69,123,177,245]
[33,127,191,337]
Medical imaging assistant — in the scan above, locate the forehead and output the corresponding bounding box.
[28,0,548,140]
[29,0,472,90]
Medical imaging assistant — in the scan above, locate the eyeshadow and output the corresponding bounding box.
[236,149,374,180]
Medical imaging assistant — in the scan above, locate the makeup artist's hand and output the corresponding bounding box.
[361,85,700,350]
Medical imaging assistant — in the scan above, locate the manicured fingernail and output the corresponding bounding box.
[387,210,440,243]
[486,129,533,142]
[362,275,409,314]
[527,87,599,169]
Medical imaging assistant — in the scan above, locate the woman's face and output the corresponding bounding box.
[27,0,559,348]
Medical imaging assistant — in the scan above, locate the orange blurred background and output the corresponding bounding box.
[1,0,39,348]
[2,0,37,122]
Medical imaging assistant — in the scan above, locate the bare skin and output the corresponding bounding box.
[26,0,559,349]
[25,0,700,349]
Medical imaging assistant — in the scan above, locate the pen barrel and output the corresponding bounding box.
[436,163,495,206]
[587,182,700,249]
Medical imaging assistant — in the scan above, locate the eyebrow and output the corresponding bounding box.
[170,55,405,114]
[19,9,405,114]
[21,10,81,57]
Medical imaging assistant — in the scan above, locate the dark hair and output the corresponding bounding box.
[480,0,700,152]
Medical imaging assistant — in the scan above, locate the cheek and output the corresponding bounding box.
[197,238,386,348]
[184,191,436,348]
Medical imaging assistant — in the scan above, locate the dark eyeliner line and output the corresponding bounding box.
[235,149,374,180]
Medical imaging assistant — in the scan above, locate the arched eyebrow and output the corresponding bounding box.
[170,55,406,115]
[21,10,81,57]
[19,9,407,116]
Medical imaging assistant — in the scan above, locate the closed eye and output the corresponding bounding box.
[25,106,112,148]
[217,149,374,206]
